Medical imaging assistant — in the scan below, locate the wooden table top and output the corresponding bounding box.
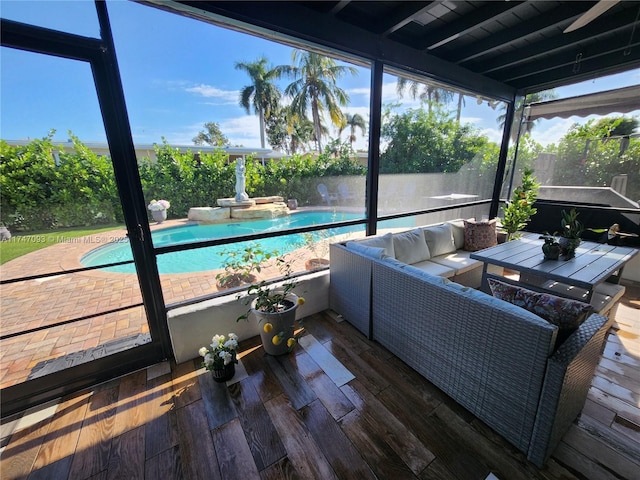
[470,234,638,291]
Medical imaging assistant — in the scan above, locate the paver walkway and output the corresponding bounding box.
[0,219,326,389]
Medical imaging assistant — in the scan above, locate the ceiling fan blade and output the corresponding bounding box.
[563,0,621,33]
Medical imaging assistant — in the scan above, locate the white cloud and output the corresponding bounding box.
[480,127,504,144]
[531,118,576,147]
[185,84,238,103]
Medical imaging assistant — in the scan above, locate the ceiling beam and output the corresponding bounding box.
[499,36,640,84]
[329,1,350,16]
[415,1,525,51]
[510,46,640,93]
[450,2,592,64]
[473,8,635,75]
[375,1,440,36]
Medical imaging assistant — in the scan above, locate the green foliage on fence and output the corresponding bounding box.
[380,106,493,173]
[1,132,120,231]
[1,134,365,231]
[550,118,640,201]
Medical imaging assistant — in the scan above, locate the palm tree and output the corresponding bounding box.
[235,57,282,149]
[338,112,367,146]
[396,77,454,114]
[281,50,357,152]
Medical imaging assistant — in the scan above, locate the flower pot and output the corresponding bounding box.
[216,273,257,291]
[559,237,580,258]
[287,199,298,210]
[542,242,561,260]
[253,293,298,355]
[211,362,235,382]
[151,209,167,223]
[305,258,330,270]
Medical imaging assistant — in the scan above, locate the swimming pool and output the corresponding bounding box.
[81,211,414,274]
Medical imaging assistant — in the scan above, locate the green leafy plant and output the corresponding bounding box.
[236,253,305,319]
[501,168,540,241]
[559,208,584,240]
[216,244,275,289]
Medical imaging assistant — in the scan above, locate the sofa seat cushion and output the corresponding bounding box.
[423,223,457,257]
[410,259,456,278]
[393,228,431,264]
[429,251,483,275]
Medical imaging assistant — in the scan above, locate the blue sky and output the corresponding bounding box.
[1,0,639,151]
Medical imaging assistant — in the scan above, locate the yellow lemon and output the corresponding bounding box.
[287,338,296,348]
[263,322,273,333]
[271,335,282,345]
[297,297,305,306]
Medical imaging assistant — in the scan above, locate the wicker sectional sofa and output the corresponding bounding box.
[329,224,612,467]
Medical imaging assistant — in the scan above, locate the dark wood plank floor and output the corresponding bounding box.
[1,285,639,480]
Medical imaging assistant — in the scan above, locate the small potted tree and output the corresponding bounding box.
[500,168,539,241]
[216,245,275,290]
[301,231,330,270]
[237,254,305,355]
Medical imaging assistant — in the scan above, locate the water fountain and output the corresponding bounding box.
[188,158,289,223]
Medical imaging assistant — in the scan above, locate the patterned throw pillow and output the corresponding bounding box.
[488,278,593,345]
[463,218,497,251]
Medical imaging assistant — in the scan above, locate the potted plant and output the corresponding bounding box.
[541,234,561,260]
[237,254,305,355]
[301,231,330,270]
[216,245,275,290]
[147,199,170,224]
[500,168,539,241]
[198,332,239,382]
[558,208,583,258]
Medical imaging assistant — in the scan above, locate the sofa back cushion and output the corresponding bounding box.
[423,223,457,257]
[448,220,466,249]
[355,232,395,258]
[345,242,387,259]
[393,228,431,264]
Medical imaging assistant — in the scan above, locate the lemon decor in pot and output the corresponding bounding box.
[237,254,305,355]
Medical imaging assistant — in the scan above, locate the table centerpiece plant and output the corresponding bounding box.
[198,332,239,382]
[558,208,583,258]
[541,234,561,260]
[237,253,305,355]
[500,168,539,241]
[147,199,170,224]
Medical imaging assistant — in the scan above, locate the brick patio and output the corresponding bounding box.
[0,219,324,389]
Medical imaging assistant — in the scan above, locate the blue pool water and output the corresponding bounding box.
[81,211,414,274]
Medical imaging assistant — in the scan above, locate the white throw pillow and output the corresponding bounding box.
[392,228,431,264]
[423,223,457,257]
[356,232,395,258]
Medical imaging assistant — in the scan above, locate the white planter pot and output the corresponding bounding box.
[253,293,298,355]
[151,209,167,223]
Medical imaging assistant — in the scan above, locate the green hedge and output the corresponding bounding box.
[0,135,365,231]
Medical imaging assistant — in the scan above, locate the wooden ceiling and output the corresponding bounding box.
[167,1,640,97]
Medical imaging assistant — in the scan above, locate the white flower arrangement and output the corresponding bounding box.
[148,199,170,212]
[199,333,239,370]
